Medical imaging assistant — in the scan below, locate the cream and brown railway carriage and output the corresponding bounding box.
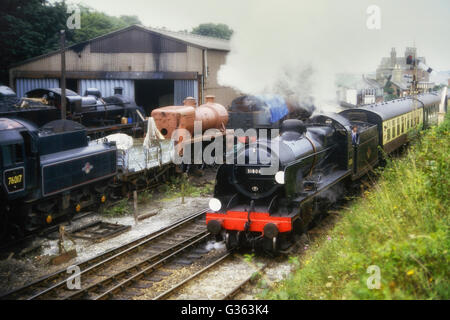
[340,92,444,154]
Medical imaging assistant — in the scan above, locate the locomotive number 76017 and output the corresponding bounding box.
[8,174,22,185]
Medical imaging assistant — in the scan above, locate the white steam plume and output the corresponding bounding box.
[217,0,446,112]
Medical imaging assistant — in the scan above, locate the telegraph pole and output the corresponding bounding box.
[60,30,66,120]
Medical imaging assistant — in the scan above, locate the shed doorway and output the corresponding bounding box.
[134,80,174,115]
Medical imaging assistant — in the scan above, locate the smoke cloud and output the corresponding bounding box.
[217,0,449,112]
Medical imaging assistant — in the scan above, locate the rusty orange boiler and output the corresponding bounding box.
[151,95,228,141]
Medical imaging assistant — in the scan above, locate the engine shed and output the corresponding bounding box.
[9,25,239,115]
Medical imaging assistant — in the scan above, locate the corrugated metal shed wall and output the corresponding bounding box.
[79,79,135,99]
[174,80,198,105]
[16,78,60,97]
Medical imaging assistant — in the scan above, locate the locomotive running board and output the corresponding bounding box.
[292,169,351,205]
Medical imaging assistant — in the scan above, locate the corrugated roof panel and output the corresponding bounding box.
[174,80,198,105]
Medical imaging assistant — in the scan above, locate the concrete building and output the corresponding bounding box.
[336,74,384,106]
[388,81,409,97]
[9,25,239,114]
[376,47,430,89]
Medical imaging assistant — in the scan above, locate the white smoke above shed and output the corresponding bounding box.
[217,0,449,111]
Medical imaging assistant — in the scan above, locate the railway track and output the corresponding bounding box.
[153,251,269,300]
[153,251,233,300]
[150,234,307,300]
[0,210,97,254]
[222,262,268,300]
[0,209,208,300]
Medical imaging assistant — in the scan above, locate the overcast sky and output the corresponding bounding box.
[70,0,450,71]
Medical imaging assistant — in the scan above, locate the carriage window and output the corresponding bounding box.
[402,118,405,133]
[397,119,400,136]
[387,128,391,140]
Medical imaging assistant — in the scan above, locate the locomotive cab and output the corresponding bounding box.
[0,118,39,201]
[1,132,26,198]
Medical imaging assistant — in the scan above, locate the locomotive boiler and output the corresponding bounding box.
[228,94,314,131]
[151,96,229,166]
[151,95,229,140]
[0,86,146,138]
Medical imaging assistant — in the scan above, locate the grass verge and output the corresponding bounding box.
[264,115,450,300]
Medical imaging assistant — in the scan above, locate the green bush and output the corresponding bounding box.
[103,199,130,216]
[265,114,450,300]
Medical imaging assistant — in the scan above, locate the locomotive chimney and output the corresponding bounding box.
[183,96,197,107]
[205,95,215,103]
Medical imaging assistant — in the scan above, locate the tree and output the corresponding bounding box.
[385,87,394,95]
[191,23,233,40]
[0,1,142,85]
[385,94,398,101]
[69,6,142,44]
[0,0,70,85]
[119,15,141,26]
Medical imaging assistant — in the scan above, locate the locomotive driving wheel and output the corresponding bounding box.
[225,231,240,250]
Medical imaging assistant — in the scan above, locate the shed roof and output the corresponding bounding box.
[143,26,230,51]
[11,24,230,68]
